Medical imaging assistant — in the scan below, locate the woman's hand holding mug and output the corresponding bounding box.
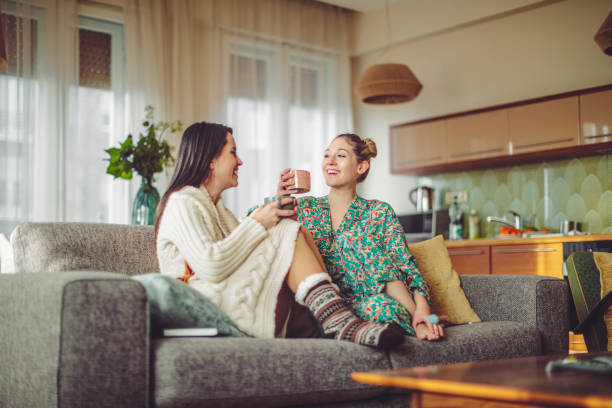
[277,168,295,196]
[277,168,311,196]
[250,197,296,229]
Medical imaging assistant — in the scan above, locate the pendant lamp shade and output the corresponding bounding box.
[594,9,612,56]
[355,63,422,104]
[0,19,6,68]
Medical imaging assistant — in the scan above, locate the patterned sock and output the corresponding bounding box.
[295,273,404,349]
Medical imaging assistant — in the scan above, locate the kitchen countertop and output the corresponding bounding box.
[445,233,612,247]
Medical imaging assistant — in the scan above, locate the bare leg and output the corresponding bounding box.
[286,230,325,292]
[299,225,327,273]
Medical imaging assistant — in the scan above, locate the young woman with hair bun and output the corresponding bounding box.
[278,133,446,341]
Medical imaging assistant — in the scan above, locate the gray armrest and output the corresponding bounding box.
[0,271,149,408]
[460,274,569,355]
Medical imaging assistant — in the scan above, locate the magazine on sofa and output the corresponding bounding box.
[163,328,219,337]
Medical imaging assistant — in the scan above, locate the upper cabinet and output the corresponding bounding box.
[390,120,447,172]
[446,109,509,162]
[389,85,612,174]
[580,89,612,144]
[507,96,579,154]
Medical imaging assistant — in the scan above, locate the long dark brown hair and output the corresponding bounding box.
[335,133,377,182]
[154,121,232,240]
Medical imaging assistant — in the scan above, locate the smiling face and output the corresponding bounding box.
[209,132,243,191]
[322,137,369,189]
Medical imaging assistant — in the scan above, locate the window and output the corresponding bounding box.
[65,17,127,223]
[287,55,328,174]
[0,6,127,237]
[0,6,41,237]
[222,35,351,216]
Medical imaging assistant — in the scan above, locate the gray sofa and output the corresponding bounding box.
[0,222,569,408]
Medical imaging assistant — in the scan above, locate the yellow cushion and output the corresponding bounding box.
[408,235,481,324]
[593,252,612,352]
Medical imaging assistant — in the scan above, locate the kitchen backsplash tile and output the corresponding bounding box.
[420,154,611,237]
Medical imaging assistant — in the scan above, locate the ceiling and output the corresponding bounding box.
[318,0,553,55]
[314,0,397,13]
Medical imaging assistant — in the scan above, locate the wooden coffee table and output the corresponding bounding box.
[352,353,612,408]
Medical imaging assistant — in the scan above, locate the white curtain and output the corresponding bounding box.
[0,1,129,237]
[124,0,354,216]
[0,0,78,237]
[220,30,352,216]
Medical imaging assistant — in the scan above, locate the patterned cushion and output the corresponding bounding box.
[565,251,611,351]
[407,235,481,324]
[593,252,612,351]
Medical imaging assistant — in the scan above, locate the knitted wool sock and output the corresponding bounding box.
[295,273,404,349]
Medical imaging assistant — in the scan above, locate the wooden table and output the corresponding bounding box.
[351,353,612,408]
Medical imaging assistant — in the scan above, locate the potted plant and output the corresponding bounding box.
[105,105,183,225]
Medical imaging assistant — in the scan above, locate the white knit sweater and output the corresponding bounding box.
[156,185,300,338]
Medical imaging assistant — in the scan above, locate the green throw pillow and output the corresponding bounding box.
[133,274,246,337]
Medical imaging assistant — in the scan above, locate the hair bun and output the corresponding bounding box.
[363,138,378,159]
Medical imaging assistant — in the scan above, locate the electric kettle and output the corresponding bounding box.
[409,186,434,212]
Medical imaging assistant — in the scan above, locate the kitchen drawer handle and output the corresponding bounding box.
[448,250,485,255]
[398,156,442,165]
[494,248,557,254]
[584,133,612,139]
[450,148,503,158]
[514,137,572,149]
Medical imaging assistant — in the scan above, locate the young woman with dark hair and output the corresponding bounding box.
[277,134,446,341]
[153,123,404,348]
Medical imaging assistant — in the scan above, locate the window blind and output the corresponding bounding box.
[290,65,318,108]
[0,13,37,76]
[79,28,110,89]
[229,54,267,100]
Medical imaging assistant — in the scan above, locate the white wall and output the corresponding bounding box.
[351,0,612,214]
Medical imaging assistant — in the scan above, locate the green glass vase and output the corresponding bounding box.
[132,177,160,225]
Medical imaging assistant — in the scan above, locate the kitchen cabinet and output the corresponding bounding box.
[390,120,447,172]
[507,96,580,154]
[447,242,563,278]
[490,243,564,278]
[580,89,612,144]
[390,85,611,174]
[446,109,509,162]
[447,246,490,275]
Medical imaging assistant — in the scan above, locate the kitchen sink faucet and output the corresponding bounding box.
[486,210,522,231]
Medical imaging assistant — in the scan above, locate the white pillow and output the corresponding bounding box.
[0,233,15,274]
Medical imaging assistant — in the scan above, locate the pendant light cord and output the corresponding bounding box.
[385,0,392,55]
[372,0,392,61]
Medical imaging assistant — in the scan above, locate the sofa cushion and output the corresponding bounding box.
[388,321,541,369]
[152,338,391,408]
[407,235,480,324]
[11,222,158,276]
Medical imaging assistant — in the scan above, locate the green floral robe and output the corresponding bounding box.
[296,195,430,335]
